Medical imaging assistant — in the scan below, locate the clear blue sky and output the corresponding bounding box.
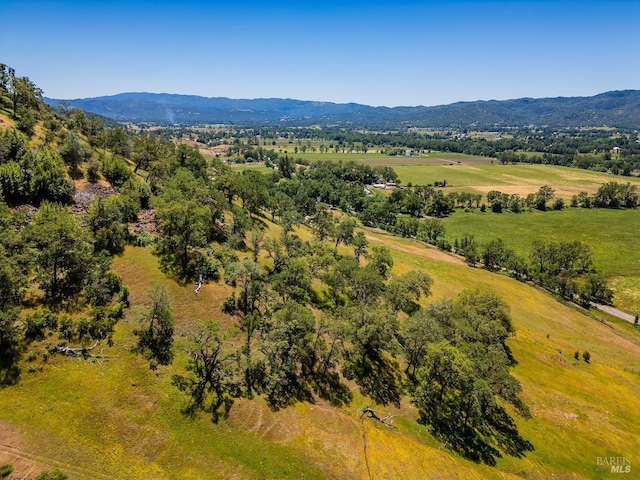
[1,0,638,106]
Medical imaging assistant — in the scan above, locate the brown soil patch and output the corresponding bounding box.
[71,179,118,215]
[0,420,119,480]
[0,422,41,480]
[128,208,159,236]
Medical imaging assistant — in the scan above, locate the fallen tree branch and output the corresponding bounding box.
[51,341,100,357]
[361,407,397,428]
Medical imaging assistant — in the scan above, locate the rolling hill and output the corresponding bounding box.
[45,90,640,128]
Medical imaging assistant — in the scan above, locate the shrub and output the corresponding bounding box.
[119,286,130,307]
[35,470,69,480]
[86,159,101,182]
[24,310,58,341]
[582,351,591,363]
[552,198,565,211]
[101,155,132,188]
[221,294,237,314]
[85,270,122,307]
[0,464,13,478]
[133,231,154,247]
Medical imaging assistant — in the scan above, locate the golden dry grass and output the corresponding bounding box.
[1,227,639,479]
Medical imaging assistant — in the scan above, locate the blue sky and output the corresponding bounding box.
[1,0,638,106]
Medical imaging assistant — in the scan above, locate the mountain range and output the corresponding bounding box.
[45,90,640,129]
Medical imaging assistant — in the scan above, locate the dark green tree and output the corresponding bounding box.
[384,270,433,314]
[0,308,21,386]
[135,283,174,365]
[399,309,443,378]
[271,257,313,303]
[262,301,316,408]
[27,202,93,303]
[341,304,403,406]
[59,131,86,173]
[225,259,265,315]
[87,196,128,254]
[30,147,74,204]
[172,320,236,421]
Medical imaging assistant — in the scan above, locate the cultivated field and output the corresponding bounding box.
[392,163,640,198]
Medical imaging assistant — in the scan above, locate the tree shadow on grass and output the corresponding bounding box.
[0,344,21,387]
[345,353,403,408]
[424,403,534,466]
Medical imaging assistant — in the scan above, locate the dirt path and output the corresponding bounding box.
[0,443,119,480]
[361,226,467,267]
[0,422,119,480]
[592,303,638,324]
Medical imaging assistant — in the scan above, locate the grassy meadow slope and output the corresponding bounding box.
[2,224,639,479]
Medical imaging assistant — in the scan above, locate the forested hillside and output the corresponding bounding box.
[1,65,639,479]
[46,89,640,128]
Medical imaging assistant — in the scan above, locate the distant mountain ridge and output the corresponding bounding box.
[45,90,640,128]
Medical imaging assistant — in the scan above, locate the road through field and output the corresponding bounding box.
[593,303,637,324]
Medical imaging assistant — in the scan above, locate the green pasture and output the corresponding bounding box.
[229,162,274,174]
[442,207,640,313]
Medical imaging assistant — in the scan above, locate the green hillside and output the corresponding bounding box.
[2,238,638,479]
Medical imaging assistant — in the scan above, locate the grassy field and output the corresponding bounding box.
[441,208,640,314]
[2,222,640,479]
[392,163,640,198]
[230,153,640,201]
[229,163,274,175]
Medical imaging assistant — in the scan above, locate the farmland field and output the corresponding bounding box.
[441,208,640,314]
[391,163,640,198]
[239,150,640,200]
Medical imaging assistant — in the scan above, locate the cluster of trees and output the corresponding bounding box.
[0,64,44,135]
[456,235,612,306]
[0,201,129,386]
[385,212,613,306]
[486,185,557,213]
[0,129,75,204]
[529,240,612,305]
[0,72,133,387]
[572,181,639,208]
[163,224,532,463]
[93,138,534,463]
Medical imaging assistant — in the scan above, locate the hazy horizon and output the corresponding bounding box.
[46,88,638,110]
[2,0,639,107]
